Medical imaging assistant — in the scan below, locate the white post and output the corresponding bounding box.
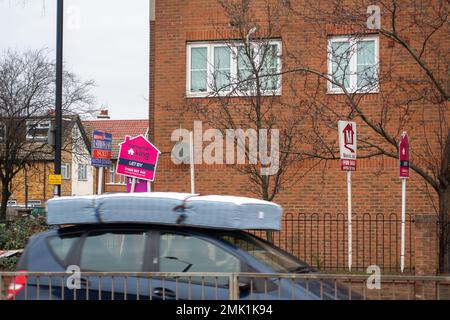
[131,178,136,193]
[190,131,195,194]
[347,170,352,271]
[97,167,103,195]
[147,180,151,192]
[401,178,406,272]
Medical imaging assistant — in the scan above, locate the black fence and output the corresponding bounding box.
[251,213,415,274]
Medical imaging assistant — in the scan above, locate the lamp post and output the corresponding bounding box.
[54,0,64,197]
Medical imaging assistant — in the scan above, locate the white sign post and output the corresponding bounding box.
[190,131,195,194]
[399,132,410,272]
[338,121,357,272]
[97,167,104,195]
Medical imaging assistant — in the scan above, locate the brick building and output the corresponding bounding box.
[148,1,449,274]
[4,115,92,207]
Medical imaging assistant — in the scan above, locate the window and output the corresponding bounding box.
[26,120,50,140]
[219,232,309,273]
[79,231,147,272]
[158,233,240,279]
[327,36,379,93]
[47,234,80,263]
[109,164,115,183]
[107,164,126,185]
[77,164,88,181]
[0,123,5,141]
[117,174,126,185]
[7,200,17,207]
[61,163,71,180]
[187,40,281,97]
[27,200,42,208]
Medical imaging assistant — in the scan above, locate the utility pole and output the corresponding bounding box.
[54,0,64,197]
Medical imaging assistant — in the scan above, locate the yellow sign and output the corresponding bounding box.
[48,174,62,185]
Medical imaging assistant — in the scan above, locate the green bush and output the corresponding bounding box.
[0,215,48,250]
[0,256,19,271]
[0,215,49,271]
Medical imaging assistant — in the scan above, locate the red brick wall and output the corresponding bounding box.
[149,0,446,274]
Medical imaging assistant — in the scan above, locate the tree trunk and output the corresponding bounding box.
[0,181,10,221]
[261,185,275,243]
[438,188,450,273]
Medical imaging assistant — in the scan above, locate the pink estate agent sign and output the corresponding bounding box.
[116,135,161,181]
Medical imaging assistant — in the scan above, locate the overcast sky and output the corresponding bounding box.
[0,0,149,120]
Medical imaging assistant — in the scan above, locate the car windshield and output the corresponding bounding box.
[218,232,312,273]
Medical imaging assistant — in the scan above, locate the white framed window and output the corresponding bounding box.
[77,164,88,181]
[26,120,51,140]
[27,200,42,208]
[109,164,115,184]
[327,36,379,94]
[186,40,282,97]
[61,163,71,180]
[107,163,127,185]
[117,174,127,185]
[7,200,17,207]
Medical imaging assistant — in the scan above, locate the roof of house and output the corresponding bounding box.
[82,119,149,158]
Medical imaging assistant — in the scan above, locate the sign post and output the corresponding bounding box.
[190,131,195,194]
[399,131,410,272]
[338,120,357,271]
[91,130,112,195]
[117,135,161,193]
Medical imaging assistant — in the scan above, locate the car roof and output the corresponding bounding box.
[53,223,251,237]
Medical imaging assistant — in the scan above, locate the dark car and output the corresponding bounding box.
[6,223,359,300]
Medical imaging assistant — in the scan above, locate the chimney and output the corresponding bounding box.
[97,109,110,119]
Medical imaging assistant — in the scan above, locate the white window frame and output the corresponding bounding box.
[327,35,379,94]
[106,163,127,185]
[108,163,115,184]
[77,164,88,181]
[186,40,282,98]
[7,200,17,207]
[117,174,127,185]
[61,163,71,180]
[26,120,51,140]
[27,200,42,208]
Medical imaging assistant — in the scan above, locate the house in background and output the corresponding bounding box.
[82,111,148,193]
[2,114,92,208]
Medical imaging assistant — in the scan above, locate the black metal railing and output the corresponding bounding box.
[250,213,415,273]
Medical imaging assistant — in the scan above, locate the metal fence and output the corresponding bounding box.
[1,272,449,300]
[250,213,415,273]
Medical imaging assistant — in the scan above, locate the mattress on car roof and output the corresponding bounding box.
[46,192,282,231]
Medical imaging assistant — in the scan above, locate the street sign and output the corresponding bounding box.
[399,131,410,273]
[338,121,357,171]
[48,174,62,185]
[117,135,161,181]
[399,132,410,178]
[91,130,112,167]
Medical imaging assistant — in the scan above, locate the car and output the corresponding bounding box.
[6,193,361,300]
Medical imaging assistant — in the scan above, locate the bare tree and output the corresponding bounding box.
[276,0,450,272]
[204,0,449,271]
[0,49,95,220]
[185,0,306,203]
